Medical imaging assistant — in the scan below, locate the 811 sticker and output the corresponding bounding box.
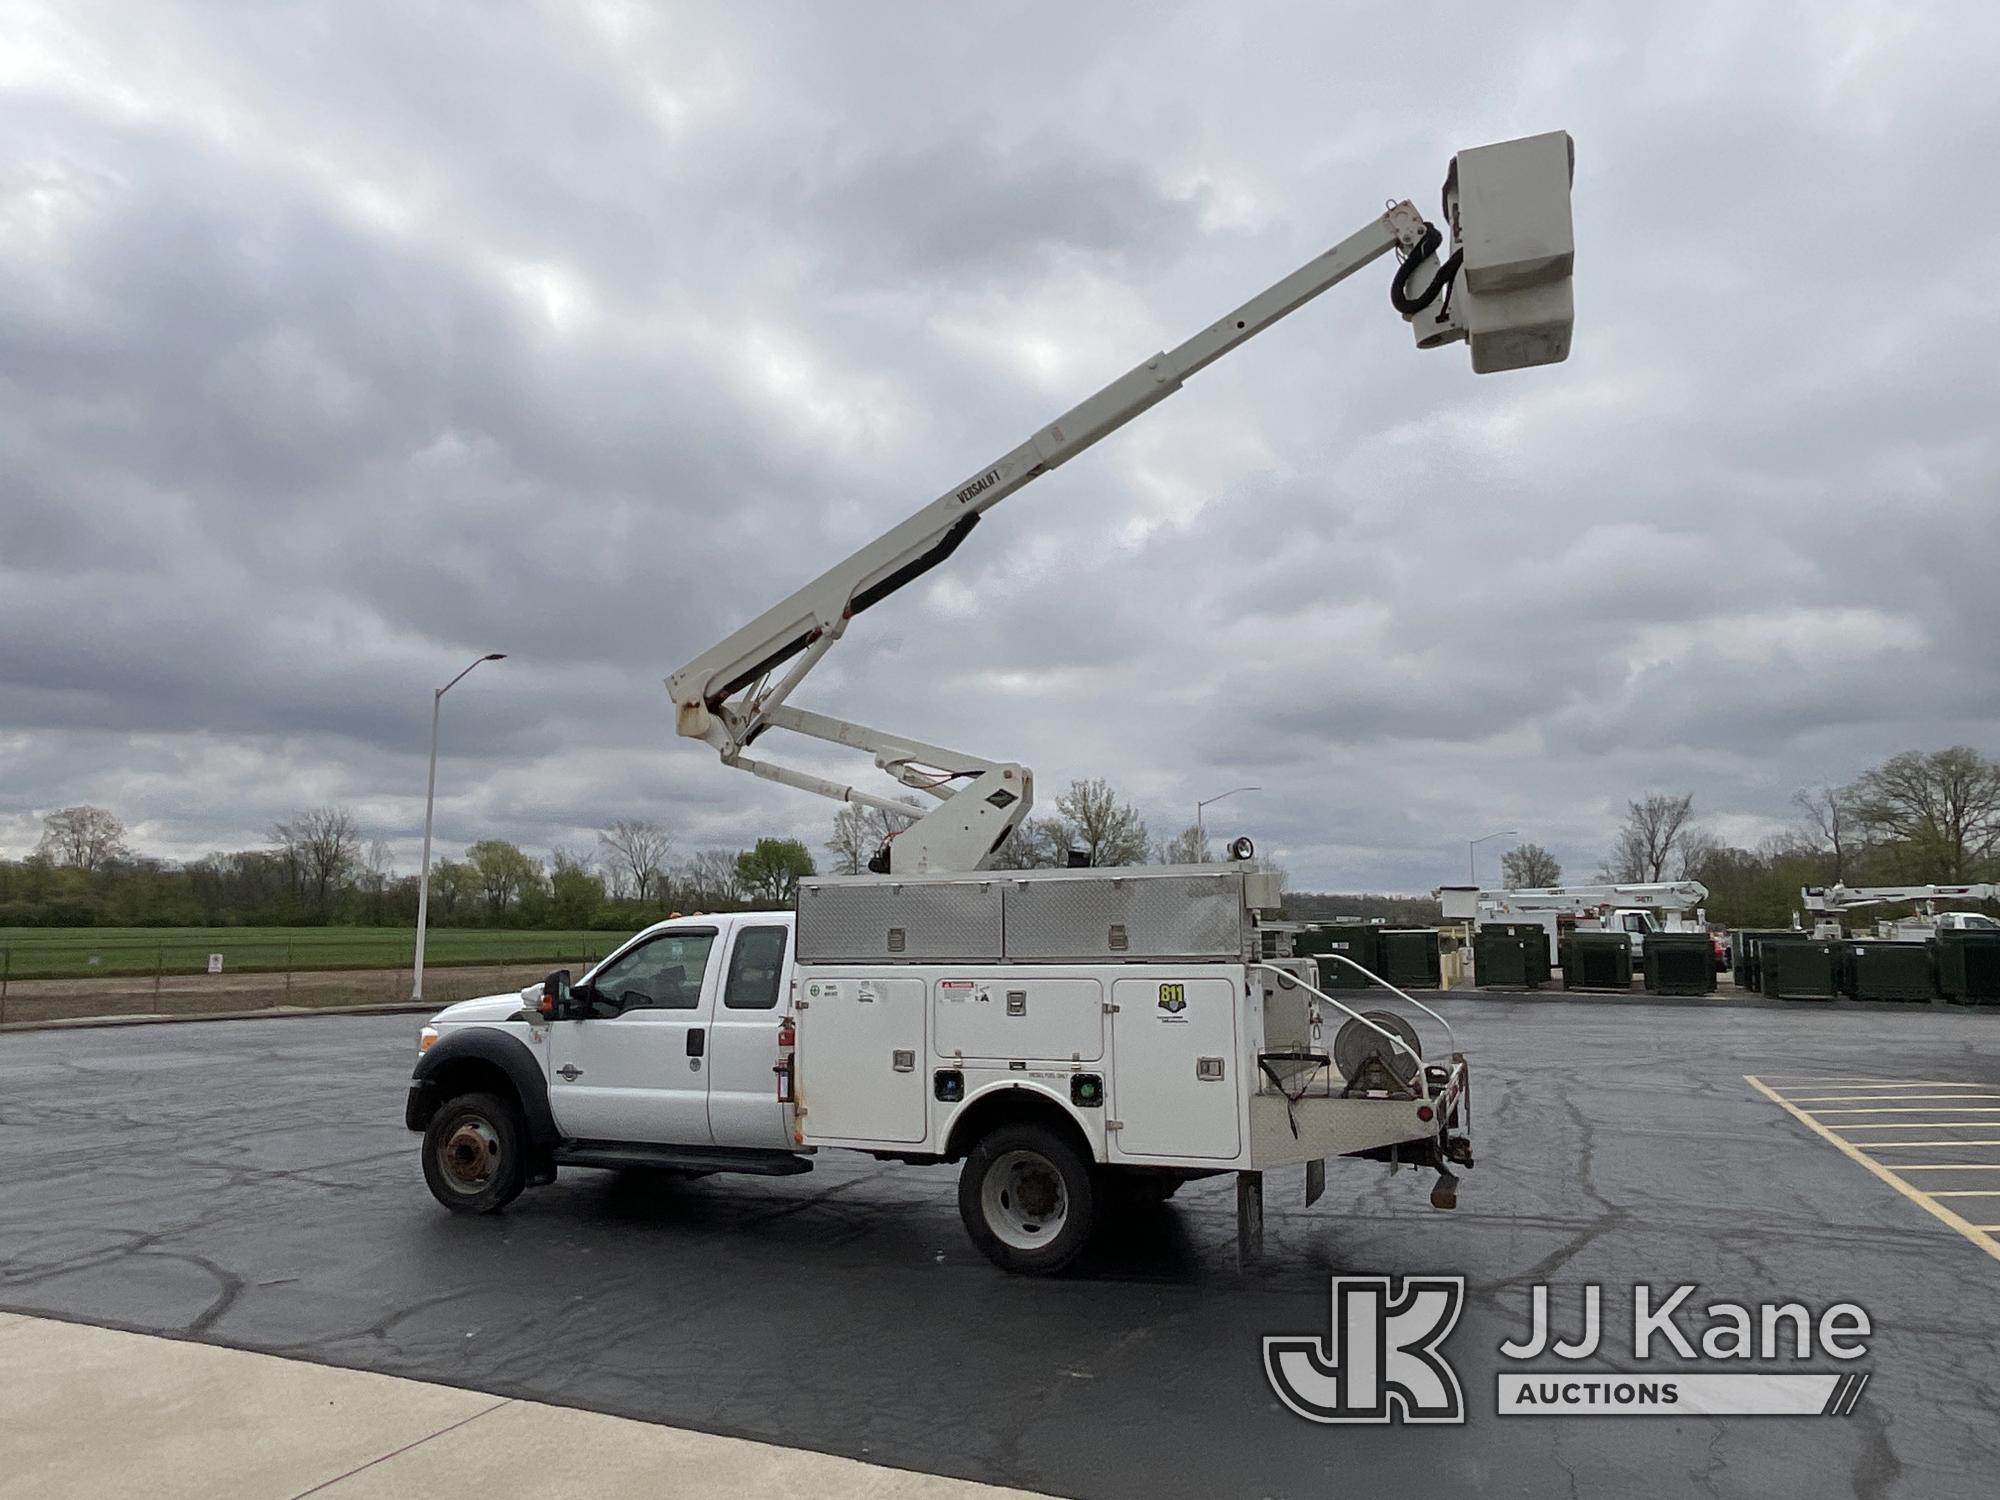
[1158,982,1187,1015]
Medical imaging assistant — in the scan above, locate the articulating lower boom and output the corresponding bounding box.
[667,132,1577,874]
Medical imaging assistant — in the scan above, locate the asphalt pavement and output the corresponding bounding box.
[3,998,1999,1498]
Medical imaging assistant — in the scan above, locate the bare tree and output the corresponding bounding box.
[1792,783,1856,884]
[1602,793,1694,883]
[1056,778,1150,867]
[1500,842,1562,888]
[1158,824,1213,865]
[597,819,673,903]
[270,806,361,915]
[37,806,130,871]
[987,816,1073,870]
[357,837,394,923]
[678,848,741,908]
[1675,827,1721,882]
[826,800,920,875]
[1848,747,2000,882]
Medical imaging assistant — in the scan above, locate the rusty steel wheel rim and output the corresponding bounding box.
[440,1117,501,1192]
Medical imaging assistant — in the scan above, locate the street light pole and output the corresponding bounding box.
[1468,828,1519,888]
[412,653,506,1002]
[1195,786,1261,850]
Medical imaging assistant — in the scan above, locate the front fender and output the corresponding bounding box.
[407,1027,560,1148]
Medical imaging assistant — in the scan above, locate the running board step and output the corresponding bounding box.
[555,1142,814,1176]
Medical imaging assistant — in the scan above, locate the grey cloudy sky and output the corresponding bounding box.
[3,1,1997,893]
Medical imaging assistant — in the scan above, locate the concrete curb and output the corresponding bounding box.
[0,1313,1045,1499]
[0,1001,436,1034]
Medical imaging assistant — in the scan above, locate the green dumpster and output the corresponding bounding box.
[1644,932,1716,996]
[1760,939,1842,1001]
[1473,931,1537,989]
[1301,924,1381,990]
[1938,933,2000,1004]
[1734,929,1799,992]
[1561,931,1632,990]
[1376,928,1443,989]
[1844,942,1937,1002]
[1482,922,1552,985]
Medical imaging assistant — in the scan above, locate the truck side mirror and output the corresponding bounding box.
[539,970,572,1020]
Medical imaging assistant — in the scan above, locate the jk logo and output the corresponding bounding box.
[1264,1276,1466,1424]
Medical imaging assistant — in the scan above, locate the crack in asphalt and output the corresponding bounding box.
[2,1006,1998,1498]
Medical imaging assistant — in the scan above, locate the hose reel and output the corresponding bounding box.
[1333,1009,1423,1095]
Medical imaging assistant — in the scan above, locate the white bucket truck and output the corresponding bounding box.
[405,128,1575,1271]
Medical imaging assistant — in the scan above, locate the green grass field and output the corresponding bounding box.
[0,927,615,981]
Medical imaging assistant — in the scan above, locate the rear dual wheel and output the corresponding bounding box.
[958,1123,1095,1275]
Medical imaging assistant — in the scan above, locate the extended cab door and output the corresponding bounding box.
[547,926,720,1145]
[706,920,794,1150]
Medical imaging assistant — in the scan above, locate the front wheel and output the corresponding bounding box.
[958,1123,1095,1275]
[422,1091,527,1214]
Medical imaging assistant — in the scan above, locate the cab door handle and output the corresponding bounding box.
[686,1028,706,1058]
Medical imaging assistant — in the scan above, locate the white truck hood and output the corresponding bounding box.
[430,990,535,1026]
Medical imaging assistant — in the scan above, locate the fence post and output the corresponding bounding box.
[2,944,9,1025]
[285,943,293,1004]
[155,943,163,1000]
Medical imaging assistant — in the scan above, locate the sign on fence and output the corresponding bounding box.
[207,953,224,974]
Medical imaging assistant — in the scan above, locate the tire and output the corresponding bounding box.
[958,1122,1096,1275]
[422,1091,528,1214]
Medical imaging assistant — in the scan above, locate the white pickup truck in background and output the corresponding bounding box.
[407,866,1474,1274]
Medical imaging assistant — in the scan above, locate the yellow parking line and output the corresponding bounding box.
[1757,1077,1994,1087]
[1805,1107,2000,1115]
[1857,1140,2000,1148]
[1831,1121,2000,1129]
[1881,1164,2000,1172]
[1745,1075,2000,1267]
[1783,1094,2000,1103]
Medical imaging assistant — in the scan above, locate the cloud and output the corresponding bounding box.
[3,0,1998,894]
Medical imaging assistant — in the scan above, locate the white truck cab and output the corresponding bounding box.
[1936,912,2000,933]
[413,911,798,1157]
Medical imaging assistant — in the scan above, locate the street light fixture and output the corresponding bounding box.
[412,653,506,1002]
[1468,828,1518,887]
[1196,786,1261,850]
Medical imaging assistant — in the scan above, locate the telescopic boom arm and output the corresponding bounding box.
[1802,884,2000,914]
[666,132,1576,874]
